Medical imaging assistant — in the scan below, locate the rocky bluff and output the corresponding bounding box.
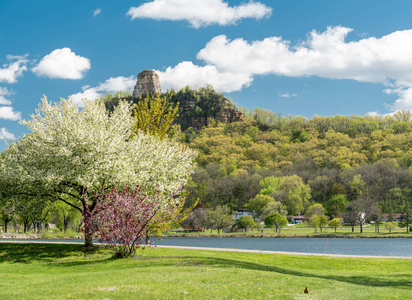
[132,70,244,130]
[132,70,162,98]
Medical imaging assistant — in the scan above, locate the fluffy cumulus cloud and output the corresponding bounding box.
[386,87,412,111]
[0,127,15,140]
[0,55,28,84]
[69,76,135,106]
[32,48,91,79]
[192,26,412,111]
[127,0,272,28]
[156,61,252,92]
[0,106,21,121]
[197,27,412,83]
[0,87,14,105]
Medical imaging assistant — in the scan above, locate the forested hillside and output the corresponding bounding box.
[124,89,412,228]
[102,87,412,221]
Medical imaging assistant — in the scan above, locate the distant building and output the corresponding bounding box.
[291,215,306,223]
[233,211,257,220]
[381,213,403,222]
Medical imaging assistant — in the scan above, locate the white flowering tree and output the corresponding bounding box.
[0,97,197,247]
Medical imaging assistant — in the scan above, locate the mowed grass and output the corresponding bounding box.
[0,243,411,300]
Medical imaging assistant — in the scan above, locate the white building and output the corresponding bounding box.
[233,211,257,220]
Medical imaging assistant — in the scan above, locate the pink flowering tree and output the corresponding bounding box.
[88,186,184,257]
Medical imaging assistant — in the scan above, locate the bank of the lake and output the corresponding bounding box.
[2,223,411,241]
[164,224,412,238]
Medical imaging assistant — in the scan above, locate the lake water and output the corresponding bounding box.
[152,237,412,257]
[2,237,411,257]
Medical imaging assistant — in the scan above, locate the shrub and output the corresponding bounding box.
[264,213,287,234]
[237,215,255,229]
[91,186,184,257]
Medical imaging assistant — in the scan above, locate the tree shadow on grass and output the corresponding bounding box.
[124,254,412,289]
[201,257,412,289]
[0,243,109,264]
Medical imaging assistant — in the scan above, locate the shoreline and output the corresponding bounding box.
[163,233,412,238]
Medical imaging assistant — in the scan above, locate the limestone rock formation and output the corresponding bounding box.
[177,98,244,130]
[132,70,162,99]
[215,100,244,124]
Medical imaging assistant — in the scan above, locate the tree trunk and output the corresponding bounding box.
[351,225,354,232]
[84,234,93,248]
[334,227,337,233]
[4,220,8,233]
[82,211,94,248]
[360,223,363,233]
[64,216,69,232]
[82,196,95,249]
[23,221,30,233]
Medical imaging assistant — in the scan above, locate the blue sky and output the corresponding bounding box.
[2,0,412,151]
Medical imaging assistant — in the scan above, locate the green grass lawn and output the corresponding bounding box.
[0,243,411,299]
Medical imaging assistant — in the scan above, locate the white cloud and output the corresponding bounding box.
[0,128,15,140]
[93,8,101,17]
[127,0,272,28]
[0,87,15,105]
[279,92,297,98]
[0,55,28,83]
[69,76,135,106]
[32,48,91,79]
[386,86,412,111]
[193,27,412,111]
[0,106,21,121]
[156,61,252,92]
[197,27,412,84]
[365,111,380,117]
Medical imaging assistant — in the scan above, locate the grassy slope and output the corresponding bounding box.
[0,243,411,300]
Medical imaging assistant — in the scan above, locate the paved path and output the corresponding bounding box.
[1,239,411,259]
